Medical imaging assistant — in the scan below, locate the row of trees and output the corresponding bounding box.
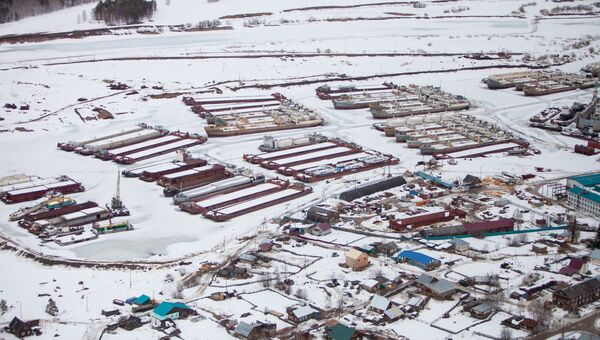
[0,0,96,23]
[93,0,156,26]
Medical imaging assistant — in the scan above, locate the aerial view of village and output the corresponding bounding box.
[1,0,600,339]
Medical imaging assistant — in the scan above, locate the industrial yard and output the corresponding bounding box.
[0,0,600,339]
[373,113,531,158]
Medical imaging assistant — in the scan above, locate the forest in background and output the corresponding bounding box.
[0,0,98,24]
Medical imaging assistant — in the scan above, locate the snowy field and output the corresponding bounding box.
[0,0,600,339]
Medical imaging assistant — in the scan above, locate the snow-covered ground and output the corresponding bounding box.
[0,0,599,339]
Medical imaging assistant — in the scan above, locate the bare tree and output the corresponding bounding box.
[81,10,87,22]
[500,327,513,340]
[172,283,184,299]
[528,299,550,330]
[295,288,307,299]
[262,273,272,288]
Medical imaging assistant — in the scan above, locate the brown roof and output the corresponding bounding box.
[347,249,366,260]
[556,277,600,299]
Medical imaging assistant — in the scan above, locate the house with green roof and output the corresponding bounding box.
[567,173,600,217]
[152,302,195,321]
[326,323,356,340]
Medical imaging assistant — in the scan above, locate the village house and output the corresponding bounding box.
[384,305,405,321]
[346,249,369,270]
[287,305,320,323]
[118,315,144,331]
[416,274,459,300]
[532,243,548,254]
[553,276,600,312]
[559,257,588,276]
[372,241,399,256]
[462,174,482,190]
[217,265,249,279]
[407,296,428,311]
[395,250,441,271]
[310,222,332,236]
[152,302,196,321]
[5,317,40,338]
[360,276,392,293]
[307,206,340,224]
[258,239,273,252]
[129,294,151,306]
[360,279,381,293]
[502,316,539,332]
[449,238,469,252]
[239,253,258,264]
[209,291,236,301]
[101,309,121,317]
[469,303,495,319]
[367,295,391,314]
[289,225,307,235]
[512,280,557,301]
[234,321,277,339]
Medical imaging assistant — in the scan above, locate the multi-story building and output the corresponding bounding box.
[553,277,600,312]
[566,173,600,218]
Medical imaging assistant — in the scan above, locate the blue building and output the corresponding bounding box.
[416,171,455,189]
[152,302,195,321]
[567,173,600,217]
[131,294,150,306]
[395,250,441,271]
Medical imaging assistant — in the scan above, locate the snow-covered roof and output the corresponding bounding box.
[362,279,379,287]
[369,295,390,311]
[384,306,404,319]
[234,321,254,337]
[292,305,316,319]
[407,296,426,307]
[449,238,469,246]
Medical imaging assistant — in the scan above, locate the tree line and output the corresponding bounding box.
[0,0,97,23]
[93,0,156,26]
[0,0,157,25]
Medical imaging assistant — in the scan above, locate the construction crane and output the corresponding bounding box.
[108,170,129,217]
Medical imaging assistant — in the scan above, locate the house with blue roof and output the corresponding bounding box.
[567,173,600,217]
[152,302,195,321]
[395,250,441,271]
[132,294,151,306]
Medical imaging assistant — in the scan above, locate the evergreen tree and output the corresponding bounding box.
[0,299,7,315]
[45,298,58,316]
[93,0,157,26]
